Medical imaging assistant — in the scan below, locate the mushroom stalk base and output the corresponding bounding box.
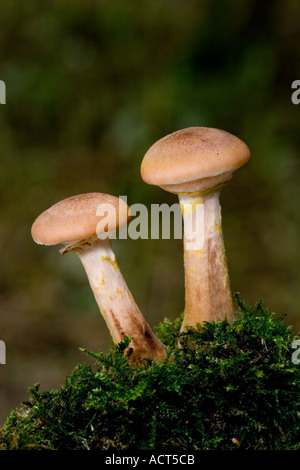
[72,238,167,363]
[179,190,234,330]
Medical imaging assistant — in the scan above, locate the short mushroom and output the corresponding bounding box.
[141,127,250,330]
[31,192,167,363]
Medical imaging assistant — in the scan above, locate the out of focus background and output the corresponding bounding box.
[0,0,299,424]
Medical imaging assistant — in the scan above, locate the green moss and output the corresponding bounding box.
[1,294,299,450]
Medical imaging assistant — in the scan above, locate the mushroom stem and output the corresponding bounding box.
[70,237,167,363]
[178,189,234,330]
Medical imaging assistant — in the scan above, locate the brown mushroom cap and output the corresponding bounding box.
[141,127,250,188]
[31,193,130,246]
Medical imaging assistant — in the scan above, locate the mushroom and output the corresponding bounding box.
[141,127,250,331]
[31,192,167,363]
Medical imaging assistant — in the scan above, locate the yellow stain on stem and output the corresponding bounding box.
[180,196,203,216]
[115,287,123,296]
[101,256,119,270]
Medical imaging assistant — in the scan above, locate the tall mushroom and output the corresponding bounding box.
[141,127,250,331]
[31,192,167,363]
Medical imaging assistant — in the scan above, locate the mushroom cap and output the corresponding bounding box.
[141,127,250,188]
[31,193,130,246]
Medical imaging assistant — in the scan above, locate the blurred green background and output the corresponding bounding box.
[0,0,299,425]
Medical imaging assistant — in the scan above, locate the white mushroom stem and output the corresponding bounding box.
[178,189,234,331]
[67,237,167,363]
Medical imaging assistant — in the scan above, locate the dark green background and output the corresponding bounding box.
[0,0,299,424]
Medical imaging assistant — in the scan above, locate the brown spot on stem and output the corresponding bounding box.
[144,330,156,350]
[207,237,217,267]
[110,310,125,338]
[196,286,201,301]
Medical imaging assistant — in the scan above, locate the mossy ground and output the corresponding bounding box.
[0,295,299,450]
